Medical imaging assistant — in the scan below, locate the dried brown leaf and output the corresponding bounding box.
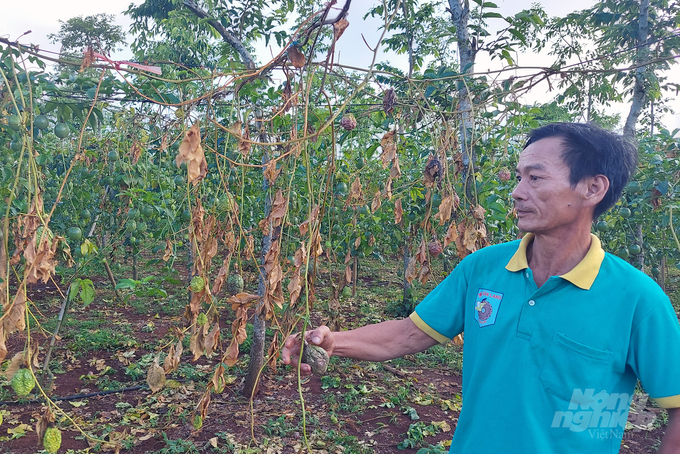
[416,238,428,264]
[264,160,281,185]
[380,130,397,169]
[371,191,382,213]
[81,47,95,71]
[225,339,239,367]
[190,330,205,361]
[130,141,142,165]
[238,126,251,159]
[147,356,166,393]
[288,46,306,68]
[435,195,453,225]
[405,257,418,284]
[444,222,457,249]
[36,407,55,442]
[333,18,350,40]
[162,239,173,262]
[6,352,25,380]
[176,123,208,185]
[390,156,401,179]
[383,88,397,115]
[472,205,486,221]
[226,292,260,308]
[418,262,431,284]
[350,177,363,200]
[394,198,403,224]
[204,323,220,356]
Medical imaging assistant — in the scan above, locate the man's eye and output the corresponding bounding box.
[530,175,539,181]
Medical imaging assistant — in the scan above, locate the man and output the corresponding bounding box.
[282,123,680,453]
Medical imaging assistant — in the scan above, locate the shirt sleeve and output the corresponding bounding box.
[410,256,469,342]
[627,295,680,408]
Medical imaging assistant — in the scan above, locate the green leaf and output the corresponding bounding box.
[69,279,82,302]
[116,279,138,290]
[79,279,95,306]
[482,12,503,19]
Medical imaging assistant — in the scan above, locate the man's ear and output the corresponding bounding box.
[583,174,610,207]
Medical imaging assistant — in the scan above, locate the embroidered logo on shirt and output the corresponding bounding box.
[475,288,503,327]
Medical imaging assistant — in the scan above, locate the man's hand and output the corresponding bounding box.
[282,326,334,376]
[281,318,440,375]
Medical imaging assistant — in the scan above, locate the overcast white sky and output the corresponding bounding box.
[1,0,678,130]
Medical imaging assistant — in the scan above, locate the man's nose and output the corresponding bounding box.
[511,179,525,201]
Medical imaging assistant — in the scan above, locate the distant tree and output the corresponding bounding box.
[48,14,126,56]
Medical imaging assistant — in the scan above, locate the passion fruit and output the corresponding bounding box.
[54,123,70,139]
[34,115,49,130]
[67,226,83,241]
[8,114,22,131]
[335,182,348,197]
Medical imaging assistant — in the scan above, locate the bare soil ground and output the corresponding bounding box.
[0,253,673,453]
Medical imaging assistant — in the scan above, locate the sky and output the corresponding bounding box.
[1,0,679,131]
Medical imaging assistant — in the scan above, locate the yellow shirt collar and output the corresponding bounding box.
[505,233,605,290]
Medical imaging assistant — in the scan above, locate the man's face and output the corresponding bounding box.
[512,137,591,235]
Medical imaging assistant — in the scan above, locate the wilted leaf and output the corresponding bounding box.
[434,195,453,225]
[238,126,251,159]
[383,88,397,115]
[423,155,443,189]
[147,356,166,393]
[371,191,382,213]
[433,420,451,432]
[264,160,281,185]
[418,263,431,284]
[390,156,401,179]
[176,123,207,185]
[444,222,457,248]
[162,240,173,262]
[190,329,205,361]
[380,130,397,169]
[225,338,239,367]
[3,288,27,334]
[405,257,417,284]
[333,18,350,40]
[472,205,486,221]
[288,46,306,68]
[350,177,363,201]
[35,407,55,442]
[453,332,464,345]
[395,198,403,224]
[197,390,211,419]
[204,323,220,356]
[226,292,259,308]
[130,141,142,165]
[81,46,95,71]
[6,352,25,380]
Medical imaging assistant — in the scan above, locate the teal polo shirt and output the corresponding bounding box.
[411,234,680,454]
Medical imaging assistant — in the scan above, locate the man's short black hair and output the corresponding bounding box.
[524,122,639,219]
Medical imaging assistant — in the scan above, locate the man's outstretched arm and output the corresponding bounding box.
[281,317,440,376]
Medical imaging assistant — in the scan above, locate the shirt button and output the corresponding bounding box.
[528,300,535,306]
[525,272,530,278]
